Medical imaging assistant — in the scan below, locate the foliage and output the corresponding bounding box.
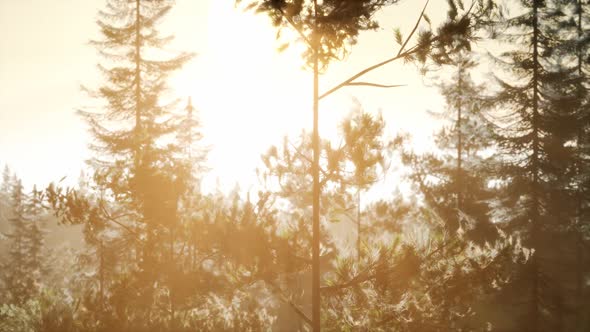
[237,0,401,69]
[401,52,498,244]
[478,0,590,330]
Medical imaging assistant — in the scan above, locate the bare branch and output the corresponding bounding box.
[319,0,431,100]
[99,203,142,241]
[344,82,406,89]
[319,52,410,100]
[397,0,430,57]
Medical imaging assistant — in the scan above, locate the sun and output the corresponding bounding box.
[169,1,314,193]
[167,1,397,195]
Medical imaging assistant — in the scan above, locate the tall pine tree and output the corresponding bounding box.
[77,0,194,327]
[402,52,497,245]
[483,0,585,330]
[3,177,34,304]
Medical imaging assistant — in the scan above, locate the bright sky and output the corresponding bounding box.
[0,0,452,196]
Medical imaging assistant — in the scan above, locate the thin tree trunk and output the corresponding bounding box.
[444,62,464,329]
[311,1,321,330]
[134,0,142,168]
[456,65,463,214]
[575,0,585,327]
[134,0,143,270]
[530,2,541,331]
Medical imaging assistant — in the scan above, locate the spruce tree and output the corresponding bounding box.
[572,1,590,328]
[403,52,497,245]
[0,165,11,200]
[1,177,48,307]
[3,177,34,304]
[25,185,47,288]
[557,1,589,329]
[76,0,194,326]
[0,165,12,234]
[483,0,584,330]
[541,0,590,329]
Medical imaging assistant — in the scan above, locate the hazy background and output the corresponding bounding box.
[0,0,453,196]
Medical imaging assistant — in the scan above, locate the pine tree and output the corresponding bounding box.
[403,53,497,244]
[76,0,194,326]
[488,2,543,329]
[560,1,589,329]
[0,165,12,235]
[237,3,403,328]
[483,0,585,330]
[25,185,48,287]
[571,1,590,328]
[255,104,518,330]
[0,177,50,308]
[541,1,590,330]
[238,1,496,328]
[396,52,502,329]
[0,165,11,200]
[254,106,392,327]
[0,167,13,301]
[45,1,217,327]
[339,102,390,262]
[3,177,35,304]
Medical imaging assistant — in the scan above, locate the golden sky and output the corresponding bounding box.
[0,0,451,195]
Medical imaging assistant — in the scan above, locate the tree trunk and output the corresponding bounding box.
[530,1,541,331]
[575,0,585,327]
[311,1,321,330]
[134,0,142,168]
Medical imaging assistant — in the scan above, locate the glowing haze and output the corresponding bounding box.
[0,0,448,194]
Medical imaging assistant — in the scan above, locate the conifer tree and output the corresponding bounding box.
[237,1,496,328]
[254,106,392,327]
[0,165,12,229]
[254,105,518,330]
[339,102,390,261]
[571,1,590,328]
[403,53,497,244]
[0,165,11,200]
[483,0,584,330]
[540,0,590,329]
[3,177,34,304]
[74,0,194,326]
[25,185,48,288]
[1,178,49,308]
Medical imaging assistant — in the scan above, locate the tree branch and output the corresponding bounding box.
[319,0,430,100]
[278,7,314,50]
[320,256,383,293]
[288,140,332,182]
[397,0,430,57]
[265,279,313,327]
[99,203,142,241]
[321,239,460,294]
[344,82,406,89]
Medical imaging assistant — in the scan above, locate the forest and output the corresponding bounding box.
[0,0,589,331]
